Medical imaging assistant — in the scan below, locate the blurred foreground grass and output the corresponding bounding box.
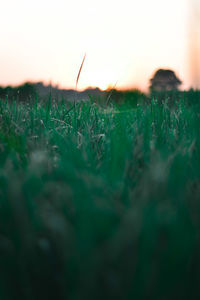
[0,92,200,299]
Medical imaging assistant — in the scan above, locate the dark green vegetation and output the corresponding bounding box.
[0,91,200,300]
[0,82,145,104]
[0,83,37,102]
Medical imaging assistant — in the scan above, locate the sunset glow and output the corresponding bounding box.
[0,0,199,91]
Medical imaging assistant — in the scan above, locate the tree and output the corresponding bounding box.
[16,82,37,101]
[150,69,182,92]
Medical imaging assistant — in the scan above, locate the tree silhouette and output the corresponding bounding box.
[0,83,37,101]
[16,83,37,101]
[150,69,182,92]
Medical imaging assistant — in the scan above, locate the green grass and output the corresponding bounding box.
[0,92,200,300]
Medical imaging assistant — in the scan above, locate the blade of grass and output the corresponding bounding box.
[76,53,86,90]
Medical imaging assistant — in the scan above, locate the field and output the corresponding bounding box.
[0,91,200,300]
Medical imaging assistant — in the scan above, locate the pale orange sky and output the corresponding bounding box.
[0,0,199,91]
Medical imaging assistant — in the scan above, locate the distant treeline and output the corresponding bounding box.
[0,82,200,106]
[0,83,37,102]
[103,88,200,107]
[0,82,106,102]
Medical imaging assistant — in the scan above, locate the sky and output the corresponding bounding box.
[0,0,199,91]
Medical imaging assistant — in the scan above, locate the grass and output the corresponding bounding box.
[0,92,200,300]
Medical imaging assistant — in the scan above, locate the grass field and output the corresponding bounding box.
[0,91,200,300]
